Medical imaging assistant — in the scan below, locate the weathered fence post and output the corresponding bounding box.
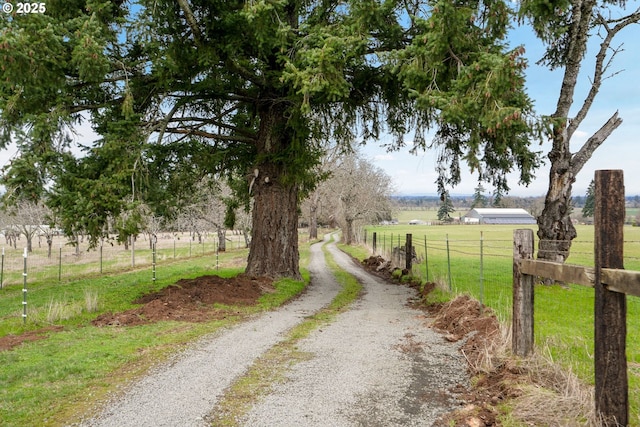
[594,169,628,426]
[382,234,386,258]
[513,229,534,357]
[372,232,377,254]
[405,233,412,271]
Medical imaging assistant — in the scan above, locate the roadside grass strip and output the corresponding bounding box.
[208,237,363,426]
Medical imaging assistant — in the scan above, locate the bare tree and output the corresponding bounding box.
[140,207,163,250]
[175,179,231,251]
[305,142,343,240]
[5,201,53,254]
[234,205,253,248]
[529,2,640,263]
[327,153,394,245]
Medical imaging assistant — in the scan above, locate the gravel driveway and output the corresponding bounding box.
[77,234,468,426]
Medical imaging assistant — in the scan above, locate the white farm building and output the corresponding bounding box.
[463,208,536,225]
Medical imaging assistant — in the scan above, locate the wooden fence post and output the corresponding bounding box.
[513,229,534,357]
[594,170,628,426]
[373,232,377,254]
[405,233,412,271]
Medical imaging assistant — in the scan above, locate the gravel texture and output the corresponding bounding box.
[76,235,468,426]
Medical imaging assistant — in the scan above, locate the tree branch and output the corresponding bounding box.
[568,9,640,139]
[571,110,622,175]
[553,0,595,122]
[163,127,256,144]
[176,0,203,45]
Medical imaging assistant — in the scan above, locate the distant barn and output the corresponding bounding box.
[463,208,536,225]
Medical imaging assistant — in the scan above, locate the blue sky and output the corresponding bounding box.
[364,18,640,197]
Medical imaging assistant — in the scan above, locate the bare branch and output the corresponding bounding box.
[571,111,622,175]
[568,9,640,139]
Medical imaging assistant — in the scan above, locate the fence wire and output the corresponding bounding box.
[0,233,247,288]
[362,230,640,319]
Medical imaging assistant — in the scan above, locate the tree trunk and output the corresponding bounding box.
[246,178,299,278]
[344,218,354,245]
[245,105,301,280]
[536,150,577,265]
[309,192,318,240]
[217,227,226,252]
[242,229,250,248]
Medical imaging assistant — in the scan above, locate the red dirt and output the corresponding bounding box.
[92,274,274,326]
[0,274,274,351]
[0,326,63,352]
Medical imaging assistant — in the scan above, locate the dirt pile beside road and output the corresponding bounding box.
[92,274,274,326]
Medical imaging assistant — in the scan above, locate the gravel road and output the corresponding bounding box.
[77,234,468,427]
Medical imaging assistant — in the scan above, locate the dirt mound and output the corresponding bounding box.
[93,274,274,327]
[430,295,503,426]
[361,255,401,281]
[431,295,500,345]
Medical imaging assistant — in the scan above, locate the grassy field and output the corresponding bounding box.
[0,238,314,427]
[365,221,640,424]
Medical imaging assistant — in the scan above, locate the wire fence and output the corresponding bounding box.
[0,232,248,289]
[362,229,640,319]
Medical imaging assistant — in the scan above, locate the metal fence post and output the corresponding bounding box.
[152,242,157,284]
[480,231,484,305]
[1,247,4,290]
[446,234,452,291]
[424,235,429,282]
[22,248,27,324]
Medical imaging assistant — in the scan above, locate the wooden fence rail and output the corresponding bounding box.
[512,170,636,426]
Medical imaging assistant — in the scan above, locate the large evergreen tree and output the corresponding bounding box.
[471,183,488,208]
[582,179,595,218]
[437,190,455,222]
[0,0,541,279]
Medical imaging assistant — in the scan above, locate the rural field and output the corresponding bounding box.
[365,213,640,424]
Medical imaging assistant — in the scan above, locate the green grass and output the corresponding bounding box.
[0,243,313,427]
[364,222,640,424]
